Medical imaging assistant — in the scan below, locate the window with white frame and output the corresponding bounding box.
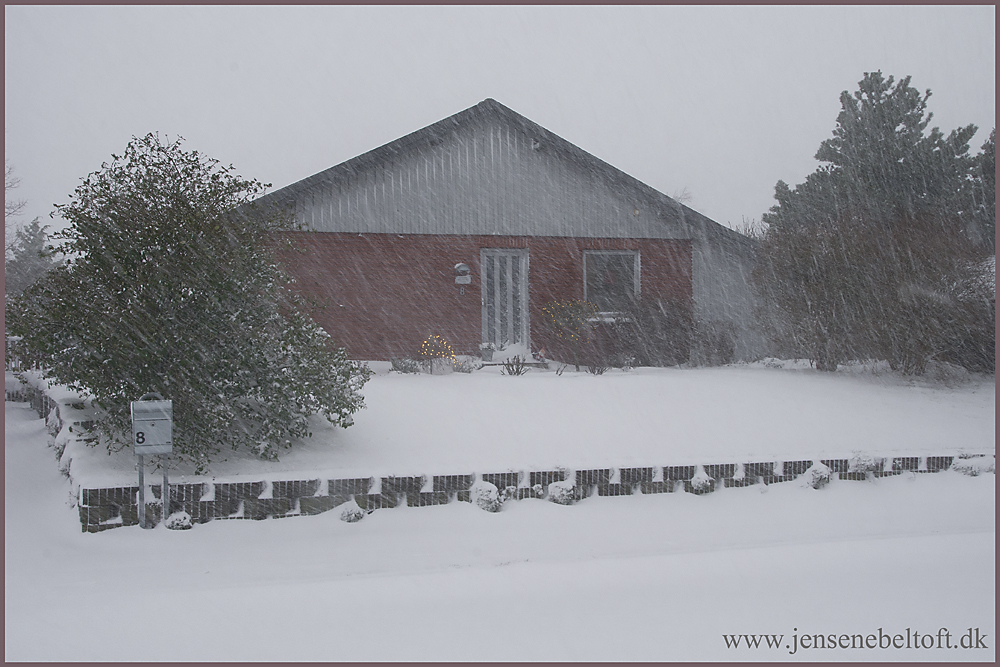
[583,250,639,314]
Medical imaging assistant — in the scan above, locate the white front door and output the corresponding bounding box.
[481,249,529,350]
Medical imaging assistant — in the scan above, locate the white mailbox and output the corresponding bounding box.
[130,399,173,455]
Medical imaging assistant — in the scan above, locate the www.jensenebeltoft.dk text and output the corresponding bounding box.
[724,627,989,654]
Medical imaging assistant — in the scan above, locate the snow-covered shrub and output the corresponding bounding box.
[689,465,713,492]
[5,134,373,474]
[922,360,972,385]
[611,354,636,371]
[547,480,576,506]
[164,511,192,530]
[539,299,598,371]
[802,462,832,489]
[691,319,736,367]
[429,358,454,375]
[951,456,995,477]
[848,452,880,473]
[339,500,365,523]
[471,480,502,512]
[452,356,482,373]
[52,423,74,467]
[56,443,72,478]
[45,407,61,437]
[390,358,423,374]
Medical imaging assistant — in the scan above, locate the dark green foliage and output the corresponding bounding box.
[593,298,692,367]
[390,357,423,374]
[970,129,995,249]
[753,72,995,374]
[6,134,373,471]
[690,320,736,367]
[5,217,58,298]
[539,299,597,371]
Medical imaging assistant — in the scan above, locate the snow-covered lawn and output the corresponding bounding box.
[4,361,994,661]
[41,359,997,487]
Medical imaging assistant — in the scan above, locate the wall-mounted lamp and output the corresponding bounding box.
[454,263,471,294]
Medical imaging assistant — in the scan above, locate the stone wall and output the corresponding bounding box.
[76,456,964,533]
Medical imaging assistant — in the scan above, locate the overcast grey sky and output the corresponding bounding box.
[4,5,995,234]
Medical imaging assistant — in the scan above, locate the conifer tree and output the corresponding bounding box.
[5,217,58,298]
[753,72,994,373]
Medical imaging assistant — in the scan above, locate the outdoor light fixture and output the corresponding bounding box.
[454,262,471,294]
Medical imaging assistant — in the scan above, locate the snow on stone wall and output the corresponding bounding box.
[73,455,984,533]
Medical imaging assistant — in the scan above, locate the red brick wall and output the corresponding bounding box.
[275,232,692,360]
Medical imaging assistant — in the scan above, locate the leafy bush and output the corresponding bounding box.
[547,480,576,505]
[540,299,597,371]
[45,406,61,438]
[689,466,713,492]
[5,134,373,472]
[164,511,193,530]
[594,299,693,368]
[339,499,365,522]
[390,358,423,374]
[848,452,880,473]
[471,480,502,512]
[609,354,636,371]
[691,320,737,367]
[951,456,995,477]
[452,356,482,373]
[803,462,832,489]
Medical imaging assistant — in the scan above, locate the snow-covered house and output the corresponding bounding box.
[256,99,761,362]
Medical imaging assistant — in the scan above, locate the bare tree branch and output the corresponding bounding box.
[6,160,27,255]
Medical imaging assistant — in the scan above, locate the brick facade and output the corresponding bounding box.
[275,232,692,360]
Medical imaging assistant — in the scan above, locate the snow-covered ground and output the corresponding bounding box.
[32,359,998,488]
[4,361,995,661]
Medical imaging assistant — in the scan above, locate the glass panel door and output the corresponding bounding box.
[481,249,529,349]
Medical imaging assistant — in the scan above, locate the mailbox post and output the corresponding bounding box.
[130,393,173,528]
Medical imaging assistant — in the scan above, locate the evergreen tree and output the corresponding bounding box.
[969,128,995,249]
[6,134,372,471]
[754,72,993,374]
[5,217,58,298]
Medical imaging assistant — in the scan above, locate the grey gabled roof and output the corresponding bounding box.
[253,98,754,248]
